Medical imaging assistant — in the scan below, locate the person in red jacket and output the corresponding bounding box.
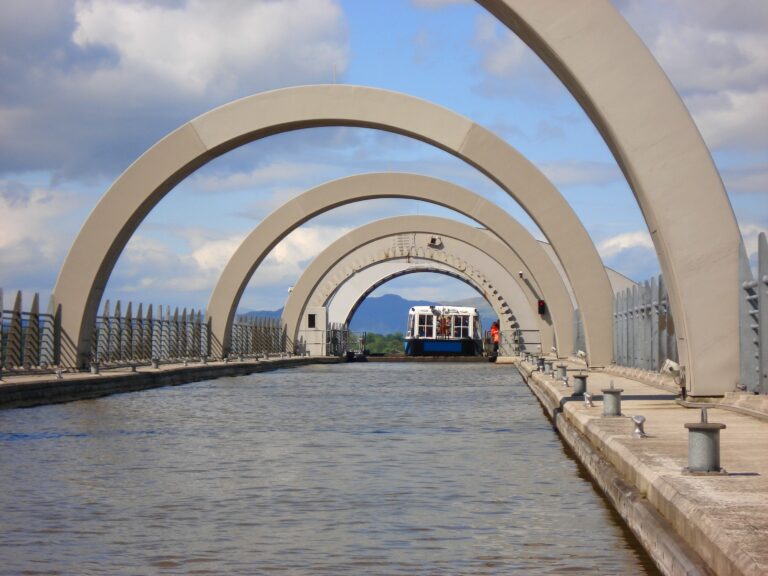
[490,321,500,355]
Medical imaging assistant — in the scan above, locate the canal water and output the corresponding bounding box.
[0,363,659,574]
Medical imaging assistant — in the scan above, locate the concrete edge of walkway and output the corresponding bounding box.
[517,361,717,576]
[0,357,341,409]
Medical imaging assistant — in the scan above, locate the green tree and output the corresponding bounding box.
[364,332,404,354]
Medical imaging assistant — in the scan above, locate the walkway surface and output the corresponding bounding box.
[0,356,337,408]
[517,358,768,576]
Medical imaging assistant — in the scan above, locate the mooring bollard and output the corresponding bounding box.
[602,380,623,417]
[557,364,568,379]
[200,356,207,365]
[130,364,137,373]
[632,415,647,438]
[684,408,727,474]
[544,359,554,373]
[151,358,160,369]
[537,357,545,372]
[90,362,99,375]
[572,373,588,396]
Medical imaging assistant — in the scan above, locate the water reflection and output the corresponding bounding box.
[0,363,658,574]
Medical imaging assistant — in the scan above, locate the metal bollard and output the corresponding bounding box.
[151,358,160,369]
[602,380,623,417]
[200,356,207,365]
[684,408,727,474]
[544,359,554,373]
[130,364,137,373]
[90,362,100,375]
[537,357,545,372]
[583,392,594,407]
[632,415,647,438]
[557,364,568,379]
[572,373,588,396]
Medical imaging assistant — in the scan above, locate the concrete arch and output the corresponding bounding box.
[313,249,542,354]
[476,1,742,393]
[283,216,557,352]
[308,263,540,357]
[312,243,538,336]
[52,86,609,369]
[207,172,575,357]
[308,235,538,336]
[336,266,505,327]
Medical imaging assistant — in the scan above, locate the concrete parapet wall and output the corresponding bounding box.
[0,357,340,410]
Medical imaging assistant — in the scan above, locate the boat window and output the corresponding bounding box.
[417,314,433,338]
[453,315,469,338]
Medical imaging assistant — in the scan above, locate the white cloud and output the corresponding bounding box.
[722,162,768,195]
[540,161,622,188]
[616,0,768,152]
[192,161,338,195]
[0,182,81,285]
[411,0,470,8]
[597,231,654,260]
[72,0,348,97]
[0,0,349,178]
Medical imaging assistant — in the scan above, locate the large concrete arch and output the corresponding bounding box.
[208,173,575,357]
[310,244,542,352]
[52,86,610,369]
[332,265,515,329]
[476,1,742,393]
[325,262,527,333]
[283,216,557,352]
[306,263,540,357]
[311,240,539,336]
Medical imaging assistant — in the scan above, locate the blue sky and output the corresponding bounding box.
[1,0,766,313]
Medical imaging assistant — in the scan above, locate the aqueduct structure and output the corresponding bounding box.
[42,1,752,396]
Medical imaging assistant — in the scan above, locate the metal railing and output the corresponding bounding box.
[229,315,291,359]
[612,274,678,372]
[740,232,767,393]
[91,301,211,367]
[0,290,61,373]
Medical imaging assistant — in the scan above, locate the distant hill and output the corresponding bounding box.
[241,293,499,335]
[349,294,435,334]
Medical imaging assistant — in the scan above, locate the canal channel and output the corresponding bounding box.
[0,362,659,574]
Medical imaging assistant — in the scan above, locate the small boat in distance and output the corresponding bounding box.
[404,305,483,356]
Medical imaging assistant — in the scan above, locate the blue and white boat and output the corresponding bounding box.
[404,305,483,356]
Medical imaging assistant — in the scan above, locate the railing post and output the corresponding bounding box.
[758,233,767,394]
[651,276,660,371]
[23,293,40,369]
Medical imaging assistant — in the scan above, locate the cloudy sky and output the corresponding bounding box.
[1,0,766,314]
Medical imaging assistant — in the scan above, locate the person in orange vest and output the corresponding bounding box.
[490,320,500,355]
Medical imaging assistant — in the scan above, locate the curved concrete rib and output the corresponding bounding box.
[309,239,541,346]
[283,216,556,351]
[208,173,574,356]
[477,0,742,393]
[327,263,518,330]
[51,86,610,368]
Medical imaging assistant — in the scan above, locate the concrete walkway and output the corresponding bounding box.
[517,358,768,576]
[0,356,340,409]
